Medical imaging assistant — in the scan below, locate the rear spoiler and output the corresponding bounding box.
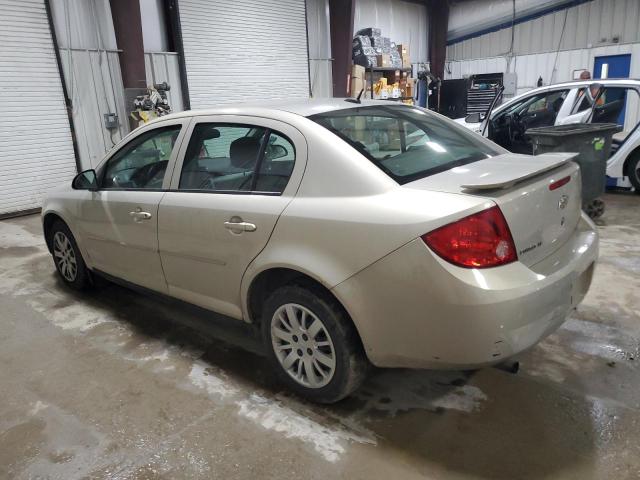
[461,153,578,190]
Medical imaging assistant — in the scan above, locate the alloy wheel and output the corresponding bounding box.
[53,231,77,282]
[270,303,336,388]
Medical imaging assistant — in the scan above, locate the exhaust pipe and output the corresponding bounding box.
[494,359,520,374]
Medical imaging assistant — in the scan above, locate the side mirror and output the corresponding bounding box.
[465,112,481,123]
[72,169,98,191]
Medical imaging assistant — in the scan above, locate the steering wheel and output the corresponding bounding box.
[506,112,524,142]
[130,161,168,188]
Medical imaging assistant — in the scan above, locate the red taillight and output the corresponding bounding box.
[422,206,517,268]
[549,175,571,191]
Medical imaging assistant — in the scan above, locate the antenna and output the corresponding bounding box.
[345,88,365,104]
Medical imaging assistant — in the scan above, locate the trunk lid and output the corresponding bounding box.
[406,153,582,267]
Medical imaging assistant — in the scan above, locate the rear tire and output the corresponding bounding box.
[584,198,605,219]
[627,155,640,194]
[49,220,90,290]
[261,284,368,403]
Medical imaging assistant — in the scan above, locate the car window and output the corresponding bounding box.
[572,87,639,127]
[310,105,500,184]
[178,124,296,193]
[102,125,181,189]
[256,132,296,193]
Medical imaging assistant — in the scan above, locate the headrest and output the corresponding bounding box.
[230,137,261,169]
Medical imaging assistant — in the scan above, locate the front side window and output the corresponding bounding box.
[179,124,295,193]
[102,125,181,189]
[310,106,499,184]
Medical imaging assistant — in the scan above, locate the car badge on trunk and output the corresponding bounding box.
[558,195,569,210]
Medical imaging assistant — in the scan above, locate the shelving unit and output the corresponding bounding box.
[365,66,412,99]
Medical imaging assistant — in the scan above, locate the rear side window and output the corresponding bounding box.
[310,105,499,184]
[179,123,295,193]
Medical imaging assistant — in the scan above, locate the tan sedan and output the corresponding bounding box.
[42,100,598,402]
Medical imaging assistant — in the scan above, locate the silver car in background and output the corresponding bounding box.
[42,100,598,403]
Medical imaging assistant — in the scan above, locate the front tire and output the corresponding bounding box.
[49,220,90,290]
[261,284,368,403]
[628,154,640,193]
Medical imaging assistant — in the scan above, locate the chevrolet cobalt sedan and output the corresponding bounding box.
[42,100,598,403]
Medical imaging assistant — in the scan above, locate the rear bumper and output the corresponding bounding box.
[332,213,598,369]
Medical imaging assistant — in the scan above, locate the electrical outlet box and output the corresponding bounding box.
[104,113,119,130]
[503,73,517,96]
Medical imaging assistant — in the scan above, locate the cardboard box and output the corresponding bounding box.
[397,44,410,56]
[350,77,367,97]
[402,53,411,69]
[376,54,391,68]
[351,64,365,79]
[404,80,414,98]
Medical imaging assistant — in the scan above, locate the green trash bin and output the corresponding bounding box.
[526,123,621,219]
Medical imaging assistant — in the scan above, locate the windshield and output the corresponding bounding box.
[310,105,500,184]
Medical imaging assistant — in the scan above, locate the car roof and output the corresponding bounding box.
[149,98,401,123]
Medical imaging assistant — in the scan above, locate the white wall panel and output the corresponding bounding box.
[51,0,127,170]
[50,0,116,50]
[447,0,640,61]
[307,0,333,97]
[58,49,127,169]
[0,0,76,216]
[179,0,310,108]
[354,0,428,64]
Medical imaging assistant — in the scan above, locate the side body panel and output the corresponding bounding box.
[157,115,308,319]
[71,118,190,294]
[240,118,488,321]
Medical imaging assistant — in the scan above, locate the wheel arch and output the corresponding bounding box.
[42,211,67,253]
[622,145,640,177]
[243,266,367,353]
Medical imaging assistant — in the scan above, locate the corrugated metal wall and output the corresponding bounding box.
[50,0,128,169]
[447,0,640,60]
[354,0,429,65]
[0,0,77,216]
[179,0,310,108]
[307,0,333,97]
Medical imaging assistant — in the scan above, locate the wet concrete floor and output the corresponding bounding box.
[0,192,639,479]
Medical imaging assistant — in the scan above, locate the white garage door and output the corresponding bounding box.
[179,0,310,108]
[0,0,76,217]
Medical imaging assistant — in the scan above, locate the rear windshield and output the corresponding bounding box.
[310,105,500,184]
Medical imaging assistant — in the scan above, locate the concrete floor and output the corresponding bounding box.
[0,193,639,480]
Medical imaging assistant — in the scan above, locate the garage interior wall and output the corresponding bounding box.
[50,0,128,170]
[354,0,429,68]
[445,0,640,130]
[178,0,310,108]
[307,0,333,97]
[0,0,77,217]
[140,0,184,112]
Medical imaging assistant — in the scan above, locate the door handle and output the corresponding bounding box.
[224,217,257,233]
[129,210,152,221]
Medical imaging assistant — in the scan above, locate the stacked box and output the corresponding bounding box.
[356,27,381,38]
[389,46,402,69]
[382,37,391,53]
[376,54,391,68]
[397,44,411,69]
[354,35,372,48]
[352,36,377,67]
